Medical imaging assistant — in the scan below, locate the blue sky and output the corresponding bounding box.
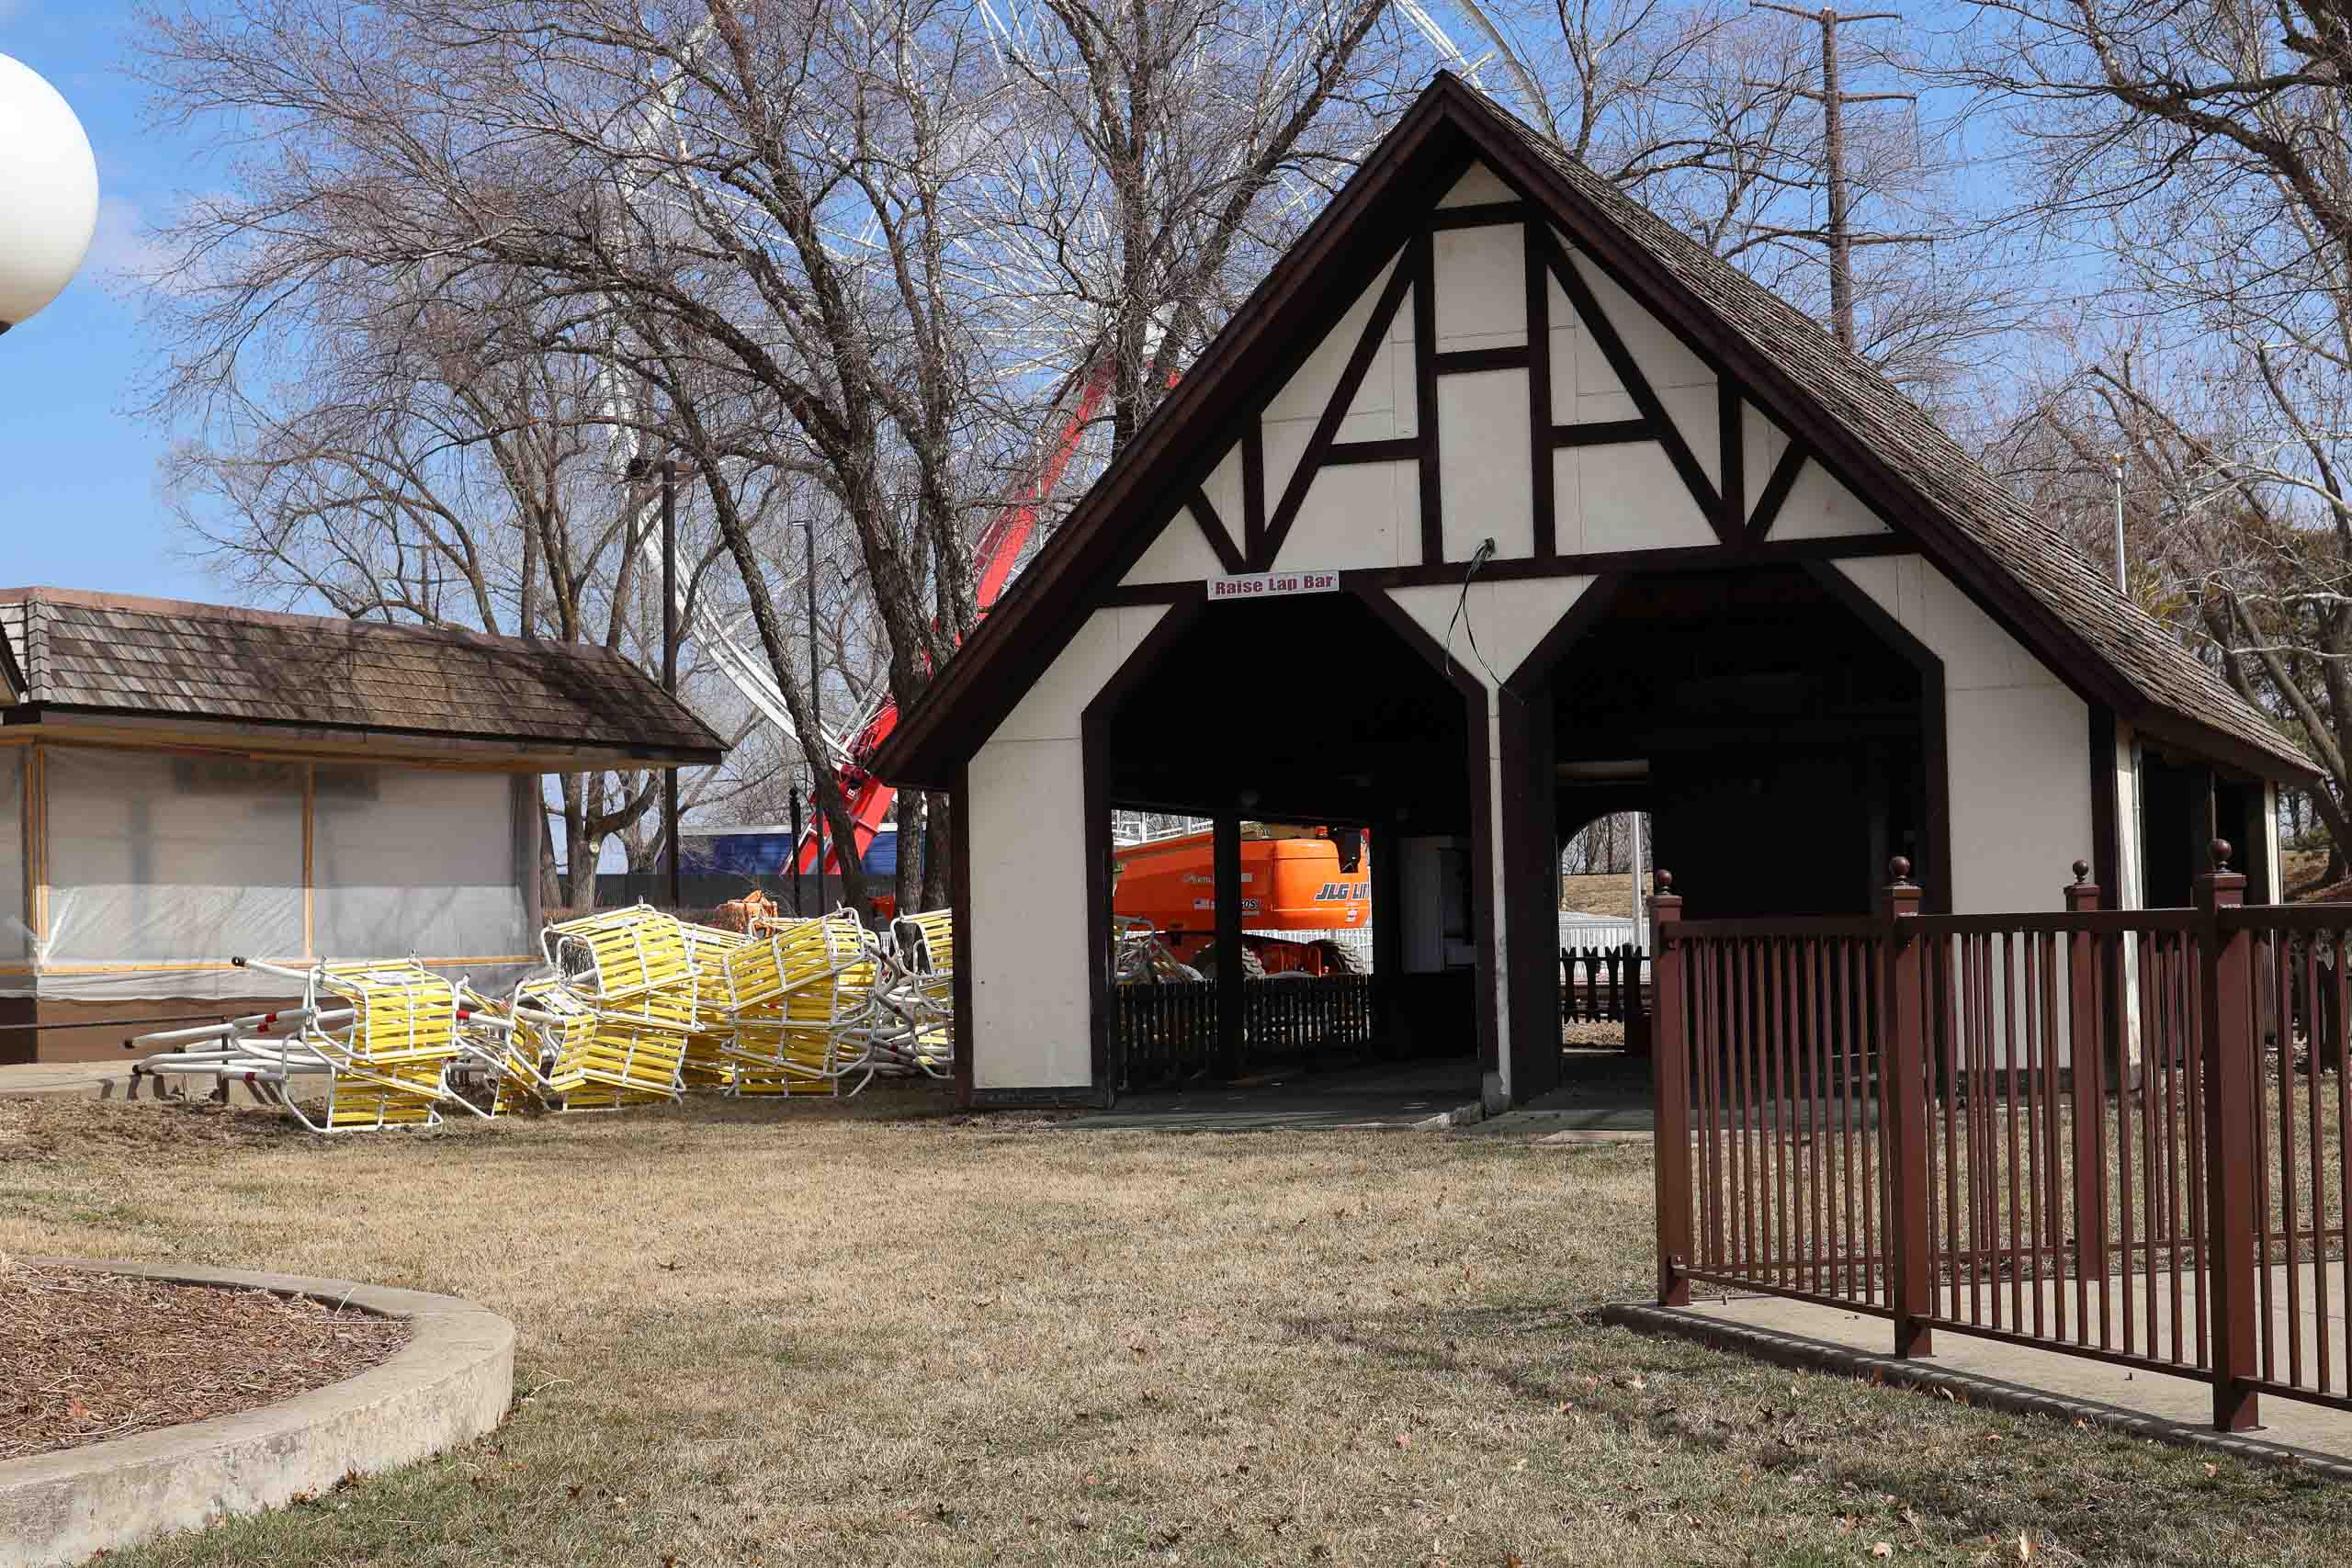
[4,4,220,604]
[3,1,2055,613]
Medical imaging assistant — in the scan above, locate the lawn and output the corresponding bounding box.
[2,1090,2345,1566]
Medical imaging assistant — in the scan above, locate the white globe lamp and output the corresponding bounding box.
[0,54,99,334]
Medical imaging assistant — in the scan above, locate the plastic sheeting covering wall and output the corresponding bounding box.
[41,749,305,999]
[1,750,25,967]
[313,767,531,962]
[23,748,537,1002]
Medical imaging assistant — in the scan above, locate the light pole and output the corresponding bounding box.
[807,515,824,910]
[0,55,99,336]
[624,455,683,909]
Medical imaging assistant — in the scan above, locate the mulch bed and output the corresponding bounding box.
[0,1260,411,1461]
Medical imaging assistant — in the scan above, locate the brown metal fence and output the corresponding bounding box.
[1650,843,2352,1433]
[1114,974,1379,1090]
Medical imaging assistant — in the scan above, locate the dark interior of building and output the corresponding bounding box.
[1545,568,1931,918]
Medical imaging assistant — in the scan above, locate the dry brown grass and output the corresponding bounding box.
[1559,872,1651,920]
[0,1089,2345,1566]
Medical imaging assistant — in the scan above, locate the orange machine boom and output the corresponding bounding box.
[1111,827,1368,976]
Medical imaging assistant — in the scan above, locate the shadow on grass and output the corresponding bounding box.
[1281,1296,2352,1563]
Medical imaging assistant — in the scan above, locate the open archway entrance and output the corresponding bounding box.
[1084,587,1495,1103]
[1499,564,1949,1100]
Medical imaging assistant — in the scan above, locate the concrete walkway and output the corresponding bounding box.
[1064,1059,1483,1132]
[1612,1271,2352,1475]
[0,1062,136,1101]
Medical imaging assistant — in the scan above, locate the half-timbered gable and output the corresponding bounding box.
[875,75,2315,1111]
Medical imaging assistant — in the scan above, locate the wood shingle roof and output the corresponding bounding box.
[870,73,2314,788]
[0,587,722,765]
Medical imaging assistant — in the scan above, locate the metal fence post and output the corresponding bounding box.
[1880,859,1933,1358]
[1649,872,1690,1306]
[2195,839,2262,1433]
[2065,862,2107,1323]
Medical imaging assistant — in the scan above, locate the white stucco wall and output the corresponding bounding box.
[1389,578,1596,1107]
[1833,556,2094,914]
[967,604,1167,1090]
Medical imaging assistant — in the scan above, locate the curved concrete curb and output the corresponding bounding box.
[1,1260,514,1568]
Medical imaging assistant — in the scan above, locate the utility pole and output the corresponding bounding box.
[625,451,685,910]
[1751,5,1917,352]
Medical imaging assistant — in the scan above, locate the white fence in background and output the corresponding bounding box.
[1559,912,1645,952]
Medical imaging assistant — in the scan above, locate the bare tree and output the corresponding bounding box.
[1953,0,2352,861]
[982,0,1408,450]
[1487,0,2023,398]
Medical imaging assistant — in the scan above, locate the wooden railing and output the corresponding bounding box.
[1561,942,1648,1025]
[1114,974,1379,1090]
[1649,844,2352,1433]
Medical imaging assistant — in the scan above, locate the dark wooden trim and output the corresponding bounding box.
[1507,572,1630,689]
[1348,581,1502,1100]
[1430,199,1531,230]
[1536,228,1725,537]
[1361,532,1914,592]
[1242,423,1266,565]
[1456,84,2154,725]
[1525,218,1555,559]
[2089,705,2120,904]
[1080,591,1212,1104]
[1370,822,1408,1051]
[1497,682,1562,1100]
[1718,380,1745,544]
[1802,559,1953,914]
[1433,344,1531,376]
[951,760,974,1108]
[1185,488,1246,575]
[1258,246,1418,569]
[1552,418,1655,448]
[1324,437,1424,466]
[1413,228,1443,565]
[1746,437,1809,542]
[1214,812,1244,1074]
[1109,532,1914,603]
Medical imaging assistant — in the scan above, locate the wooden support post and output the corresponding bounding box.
[2196,838,2262,1433]
[2065,862,2106,1333]
[1371,823,1406,1057]
[1649,872,1691,1306]
[1215,812,1244,1077]
[1881,858,1933,1358]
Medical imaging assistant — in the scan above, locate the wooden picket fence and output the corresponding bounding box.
[1114,974,1379,1090]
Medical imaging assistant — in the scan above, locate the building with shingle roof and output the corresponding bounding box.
[0,586,723,1063]
[867,73,2312,1113]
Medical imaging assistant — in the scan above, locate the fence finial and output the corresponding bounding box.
[1888,855,1913,886]
[1655,869,1674,896]
[2072,858,2090,885]
[2211,838,2233,873]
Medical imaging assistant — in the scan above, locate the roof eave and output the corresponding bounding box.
[4,702,726,770]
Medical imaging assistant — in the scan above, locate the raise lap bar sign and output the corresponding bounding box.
[1208,569,1339,601]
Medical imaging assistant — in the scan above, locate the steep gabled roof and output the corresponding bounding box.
[873,73,2313,789]
[0,586,725,765]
